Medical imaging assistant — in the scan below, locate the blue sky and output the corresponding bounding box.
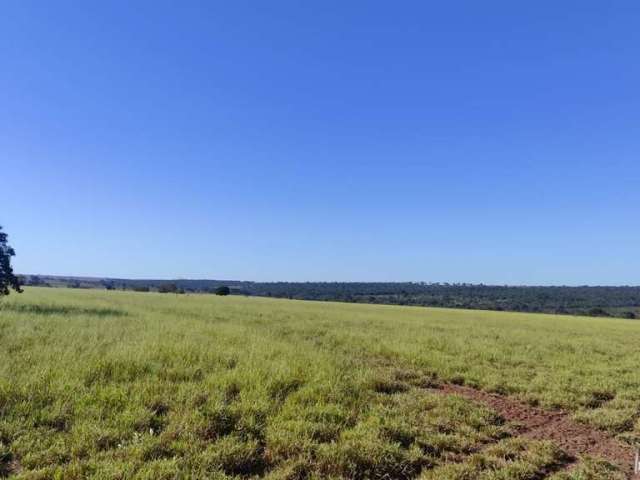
[2,1,639,284]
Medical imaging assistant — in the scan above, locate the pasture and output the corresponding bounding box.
[1,288,640,479]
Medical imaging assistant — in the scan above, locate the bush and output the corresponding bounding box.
[215,286,231,296]
[158,283,178,294]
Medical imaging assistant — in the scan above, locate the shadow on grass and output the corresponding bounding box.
[0,303,128,317]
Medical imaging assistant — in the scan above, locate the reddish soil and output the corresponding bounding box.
[436,383,637,478]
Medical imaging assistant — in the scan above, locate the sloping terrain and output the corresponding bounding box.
[1,288,639,478]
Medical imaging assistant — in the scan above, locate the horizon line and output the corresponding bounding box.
[18,273,640,289]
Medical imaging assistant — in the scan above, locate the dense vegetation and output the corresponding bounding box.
[21,275,640,318]
[1,288,639,478]
[0,226,21,297]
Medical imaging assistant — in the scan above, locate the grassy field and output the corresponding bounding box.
[1,288,640,479]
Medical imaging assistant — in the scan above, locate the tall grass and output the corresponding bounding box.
[0,288,637,479]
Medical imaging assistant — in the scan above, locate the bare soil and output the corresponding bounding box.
[436,383,637,478]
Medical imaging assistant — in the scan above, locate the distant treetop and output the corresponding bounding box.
[215,285,231,296]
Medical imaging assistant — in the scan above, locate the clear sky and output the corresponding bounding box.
[2,1,639,284]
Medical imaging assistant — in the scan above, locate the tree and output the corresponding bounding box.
[215,285,231,296]
[158,283,178,293]
[587,307,610,317]
[0,226,22,296]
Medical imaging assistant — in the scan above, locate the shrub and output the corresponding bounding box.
[215,286,231,296]
[158,283,178,293]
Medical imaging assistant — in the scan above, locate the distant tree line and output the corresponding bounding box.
[19,276,640,319]
[236,282,640,318]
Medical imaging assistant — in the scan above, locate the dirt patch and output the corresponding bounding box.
[435,383,637,478]
[1,459,20,478]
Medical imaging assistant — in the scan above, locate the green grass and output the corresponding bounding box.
[1,287,639,479]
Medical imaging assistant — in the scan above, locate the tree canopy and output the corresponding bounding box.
[0,226,22,296]
[215,285,231,296]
